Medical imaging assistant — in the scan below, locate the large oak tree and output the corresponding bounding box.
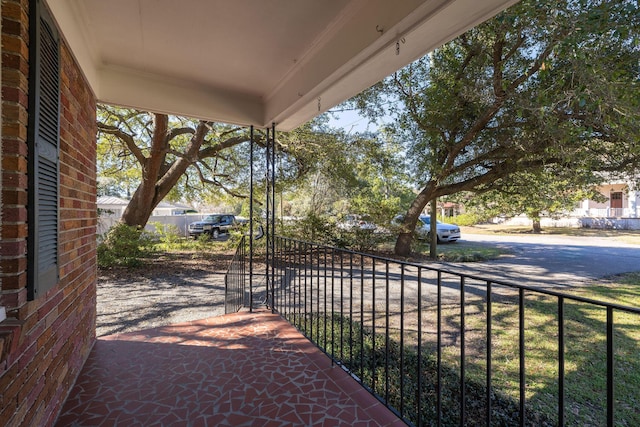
[97,107,349,228]
[97,106,256,227]
[351,0,639,255]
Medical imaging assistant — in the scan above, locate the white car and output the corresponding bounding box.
[417,215,461,242]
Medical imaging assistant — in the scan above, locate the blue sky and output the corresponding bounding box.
[327,109,375,134]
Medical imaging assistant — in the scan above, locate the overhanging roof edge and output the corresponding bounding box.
[270,0,520,131]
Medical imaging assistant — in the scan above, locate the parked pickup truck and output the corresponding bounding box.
[188,214,237,239]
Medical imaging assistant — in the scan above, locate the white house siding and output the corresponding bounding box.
[579,183,640,219]
[96,196,199,235]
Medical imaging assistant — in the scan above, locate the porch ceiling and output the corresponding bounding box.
[46,0,518,131]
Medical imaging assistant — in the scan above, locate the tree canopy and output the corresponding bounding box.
[96,107,402,229]
[282,128,414,225]
[349,0,640,255]
[97,106,258,226]
[467,166,606,232]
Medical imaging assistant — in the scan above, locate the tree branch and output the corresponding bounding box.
[166,127,195,143]
[97,122,147,165]
[194,164,247,199]
[198,136,249,159]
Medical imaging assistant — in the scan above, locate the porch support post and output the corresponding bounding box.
[271,122,276,314]
[262,124,278,312]
[265,127,271,308]
[249,125,254,312]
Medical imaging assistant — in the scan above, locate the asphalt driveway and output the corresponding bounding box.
[437,233,640,289]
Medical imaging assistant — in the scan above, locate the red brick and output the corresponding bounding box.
[0,223,27,239]
[0,7,98,426]
[1,138,28,156]
[1,118,27,139]
[1,188,27,205]
[0,240,26,256]
[0,257,27,274]
[2,0,27,20]
[37,292,63,321]
[0,206,27,223]
[2,51,29,75]
[2,170,27,188]
[2,67,28,92]
[1,34,28,58]
[0,275,27,296]
[1,16,24,36]
[18,361,46,405]
[1,154,27,172]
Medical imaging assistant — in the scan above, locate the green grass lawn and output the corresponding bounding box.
[413,240,513,262]
[462,224,640,245]
[297,273,640,426]
[293,312,555,426]
[436,273,640,426]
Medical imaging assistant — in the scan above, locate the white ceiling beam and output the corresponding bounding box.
[46,0,519,131]
[97,66,264,126]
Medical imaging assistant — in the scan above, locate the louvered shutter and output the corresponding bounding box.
[27,0,60,300]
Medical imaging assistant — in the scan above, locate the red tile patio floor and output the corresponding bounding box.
[55,309,406,426]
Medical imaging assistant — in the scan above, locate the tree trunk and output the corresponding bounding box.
[121,114,169,228]
[532,218,542,233]
[530,210,542,233]
[394,232,414,257]
[394,182,436,256]
[120,186,157,228]
[120,116,209,228]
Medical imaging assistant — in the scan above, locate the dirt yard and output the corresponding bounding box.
[96,252,233,337]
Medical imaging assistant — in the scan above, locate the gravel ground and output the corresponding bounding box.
[96,252,233,337]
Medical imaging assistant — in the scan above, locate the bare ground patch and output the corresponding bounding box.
[97,252,233,337]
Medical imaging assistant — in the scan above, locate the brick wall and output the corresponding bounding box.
[1,0,97,425]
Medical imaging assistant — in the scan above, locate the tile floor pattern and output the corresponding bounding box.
[56,310,406,426]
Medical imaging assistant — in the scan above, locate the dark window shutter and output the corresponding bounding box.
[27,0,60,300]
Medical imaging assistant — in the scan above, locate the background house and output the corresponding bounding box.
[579,181,640,219]
[152,201,196,216]
[96,196,129,218]
[497,180,640,230]
[97,196,196,219]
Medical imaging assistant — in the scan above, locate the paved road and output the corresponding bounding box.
[438,233,640,289]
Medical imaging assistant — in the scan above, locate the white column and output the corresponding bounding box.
[628,190,638,218]
[581,199,590,216]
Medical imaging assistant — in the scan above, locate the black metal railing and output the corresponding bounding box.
[270,235,640,427]
[224,235,246,314]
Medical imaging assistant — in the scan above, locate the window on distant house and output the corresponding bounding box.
[27,0,60,300]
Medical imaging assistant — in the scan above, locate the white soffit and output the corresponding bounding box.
[47,0,518,131]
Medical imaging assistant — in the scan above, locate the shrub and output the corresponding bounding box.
[331,228,388,252]
[219,229,246,251]
[148,222,182,246]
[450,213,482,226]
[97,223,154,268]
[280,213,334,243]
